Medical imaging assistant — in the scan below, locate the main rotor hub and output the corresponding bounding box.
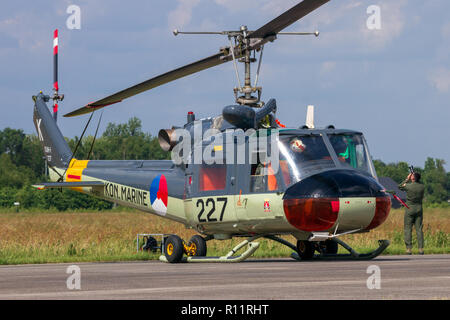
[226,26,264,107]
[169,22,321,109]
[234,86,261,106]
[63,0,328,119]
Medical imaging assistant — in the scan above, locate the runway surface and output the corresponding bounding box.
[0,255,448,300]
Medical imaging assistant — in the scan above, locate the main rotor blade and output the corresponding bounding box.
[64,50,230,117]
[64,0,330,117]
[247,0,330,39]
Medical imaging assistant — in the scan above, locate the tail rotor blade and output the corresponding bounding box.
[53,103,58,120]
[53,29,59,122]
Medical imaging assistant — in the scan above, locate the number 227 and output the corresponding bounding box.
[197,197,227,222]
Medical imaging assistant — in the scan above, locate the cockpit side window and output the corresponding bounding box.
[249,153,280,193]
[327,134,371,173]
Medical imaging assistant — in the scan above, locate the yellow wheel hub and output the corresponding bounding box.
[298,242,305,252]
[167,243,174,255]
[185,243,197,256]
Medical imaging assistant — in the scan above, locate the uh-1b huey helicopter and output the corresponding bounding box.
[32,0,391,263]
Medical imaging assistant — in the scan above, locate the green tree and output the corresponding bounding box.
[100,117,169,160]
[422,158,448,204]
[0,128,45,179]
[22,134,45,178]
[0,153,34,188]
[373,160,410,184]
[0,127,26,165]
[66,117,170,161]
[375,157,449,206]
[447,172,450,198]
[2,119,448,209]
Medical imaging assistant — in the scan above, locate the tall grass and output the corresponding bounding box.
[340,208,449,254]
[0,208,448,265]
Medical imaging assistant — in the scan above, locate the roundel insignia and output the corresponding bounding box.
[150,174,168,216]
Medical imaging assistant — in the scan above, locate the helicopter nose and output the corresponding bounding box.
[283,169,391,232]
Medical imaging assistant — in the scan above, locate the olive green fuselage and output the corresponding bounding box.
[53,157,385,241]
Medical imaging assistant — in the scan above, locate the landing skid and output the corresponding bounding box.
[158,235,389,263]
[289,238,390,261]
[159,236,261,263]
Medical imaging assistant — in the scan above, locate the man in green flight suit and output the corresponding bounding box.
[399,172,425,255]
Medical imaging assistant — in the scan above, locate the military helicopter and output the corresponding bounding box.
[32,0,391,263]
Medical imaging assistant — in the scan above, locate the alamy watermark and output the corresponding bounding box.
[170,127,280,175]
[366,265,381,289]
[66,4,81,30]
[366,5,381,30]
[66,265,81,290]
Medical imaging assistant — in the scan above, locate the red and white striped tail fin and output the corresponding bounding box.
[52,29,63,122]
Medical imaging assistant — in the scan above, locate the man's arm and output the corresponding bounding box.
[398,173,412,191]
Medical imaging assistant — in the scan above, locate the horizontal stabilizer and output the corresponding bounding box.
[33,181,104,190]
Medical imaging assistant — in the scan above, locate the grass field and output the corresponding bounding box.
[0,208,448,265]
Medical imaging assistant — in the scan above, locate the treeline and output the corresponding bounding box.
[0,117,169,211]
[0,117,448,210]
[373,158,449,206]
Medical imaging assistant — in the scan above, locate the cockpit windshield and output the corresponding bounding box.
[278,135,335,186]
[278,133,376,188]
[327,133,374,175]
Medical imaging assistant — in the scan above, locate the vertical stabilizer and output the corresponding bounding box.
[33,93,72,169]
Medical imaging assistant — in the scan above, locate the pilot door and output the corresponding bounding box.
[187,142,238,230]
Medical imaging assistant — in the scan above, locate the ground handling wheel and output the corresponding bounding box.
[187,235,207,256]
[164,235,184,263]
[297,240,315,260]
[324,239,338,254]
[142,236,159,253]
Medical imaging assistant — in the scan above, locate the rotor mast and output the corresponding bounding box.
[239,25,260,106]
[173,26,318,107]
[231,25,261,106]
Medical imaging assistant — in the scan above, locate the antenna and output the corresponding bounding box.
[305,105,315,128]
[52,29,64,122]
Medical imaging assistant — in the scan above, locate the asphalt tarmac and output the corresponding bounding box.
[0,254,448,300]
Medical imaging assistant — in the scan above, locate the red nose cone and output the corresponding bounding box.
[365,196,391,231]
[283,198,339,232]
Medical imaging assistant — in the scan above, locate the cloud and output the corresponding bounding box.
[168,0,201,30]
[268,0,412,60]
[320,61,336,74]
[260,0,299,16]
[214,0,267,13]
[0,14,46,51]
[309,1,408,51]
[429,68,450,93]
[442,22,450,38]
[359,1,408,50]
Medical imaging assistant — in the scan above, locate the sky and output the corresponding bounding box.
[0,0,449,170]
